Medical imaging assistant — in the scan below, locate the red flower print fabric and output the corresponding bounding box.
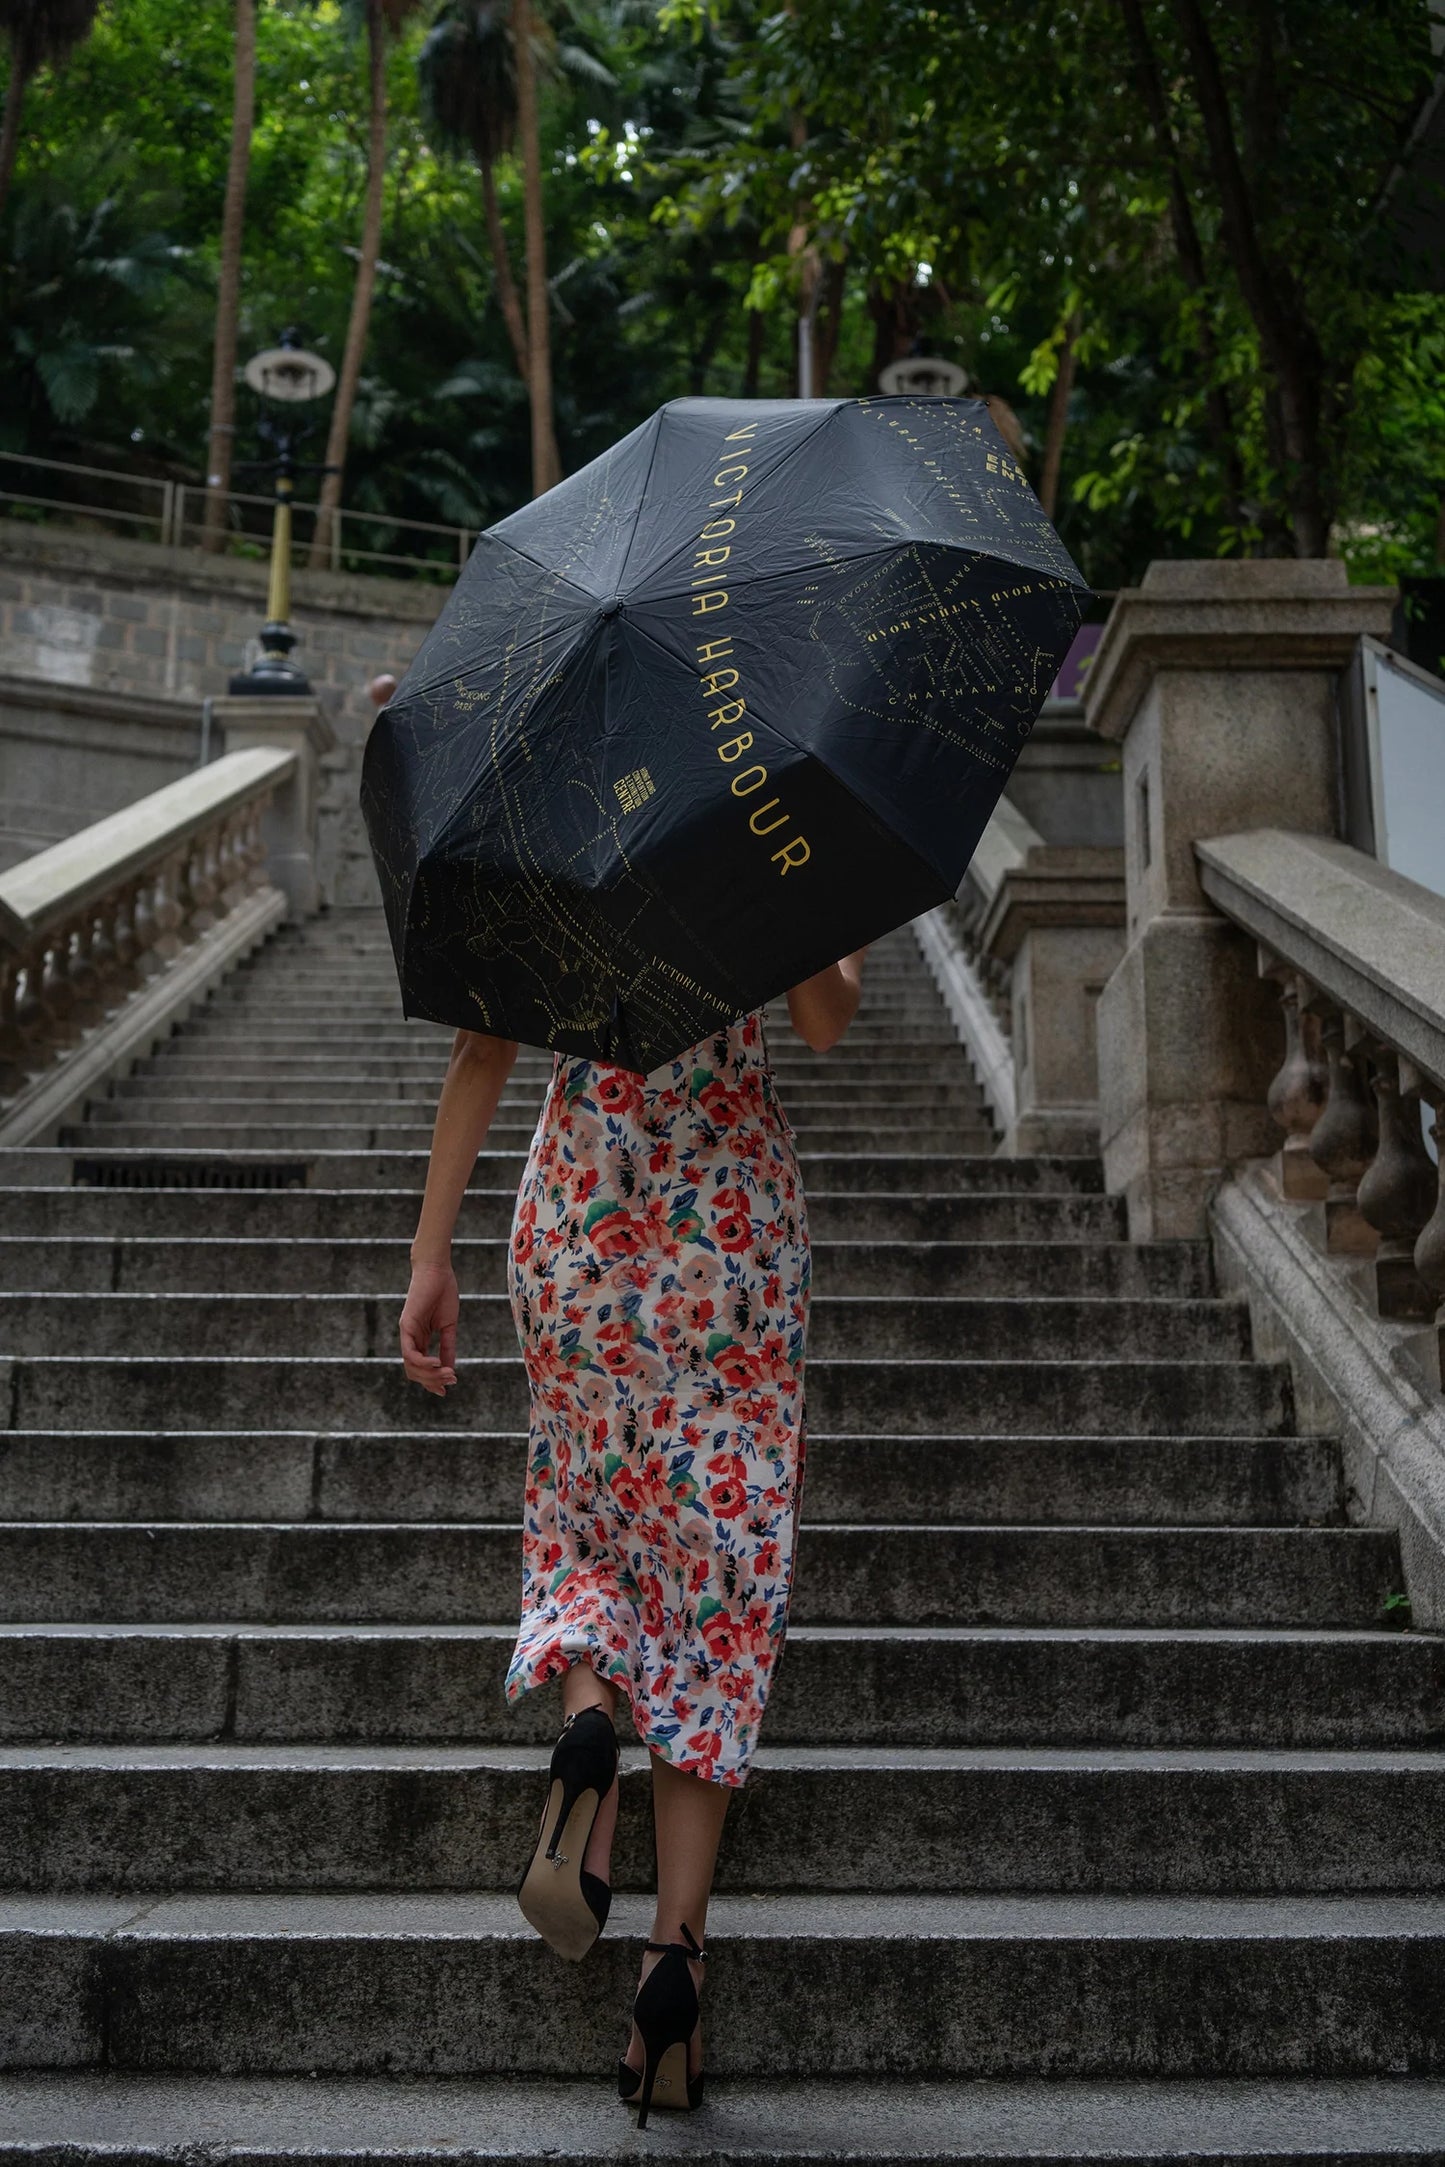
[503,1009,810,1786]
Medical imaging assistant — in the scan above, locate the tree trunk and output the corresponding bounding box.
[1169,0,1331,554]
[1037,316,1079,521]
[309,0,389,571]
[511,0,561,496]
[1115,0,1247,535]
[202,0,257,551]
[742,305,766,397]
[0,45,29,224]
[864,277,914,394]
[814,254,847,397]
[479,159,531,387]
[785,100,821,397]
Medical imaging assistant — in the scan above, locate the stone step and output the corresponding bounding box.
[0,1149,1104,1196]
[158,1044,987,1083]
[140,1050,988,1085]
[107,1075,991,1111]
[205,983,948,1005]
[5,1888,1445,2078]
[0,1522,1396,1627]
[4,2070,1445,2164]
[0,1235,1213,1300]
[0,1291,1254,1364]
[7,1744,1445,1895]
[3,1352,1292,1434]
[0,1430,1340,1528]
[2,1623,1435,1750]
[0,1187,1128,1243]
[58,1119,1000,1155]
[170,1019,969,1048]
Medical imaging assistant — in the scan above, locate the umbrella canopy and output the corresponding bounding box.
[361,393,1088,1074]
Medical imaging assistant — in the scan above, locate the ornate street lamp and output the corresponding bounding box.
[228,330,337,696]
[878,356,969,397]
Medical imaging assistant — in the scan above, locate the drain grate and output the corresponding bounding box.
[72,1157,310,1190]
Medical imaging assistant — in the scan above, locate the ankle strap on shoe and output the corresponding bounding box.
[645,1936,706,1961]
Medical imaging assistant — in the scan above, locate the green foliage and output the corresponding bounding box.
[0,0,1440,582]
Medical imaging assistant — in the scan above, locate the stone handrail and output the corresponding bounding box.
[911,795,1042,1140]
[0,746,294,1106]
[968,795,1045,908]
[1196,825,1445,1381]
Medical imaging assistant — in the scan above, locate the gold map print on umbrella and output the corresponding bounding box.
[364,408,752,1063]
[361,394,1088,1071]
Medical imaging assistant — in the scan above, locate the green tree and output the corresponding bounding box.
[418,4,534,397]
[309,0,426,566]
[201,0,256,546]
[0,0,99,219]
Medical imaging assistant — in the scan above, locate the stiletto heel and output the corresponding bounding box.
[617,1923,706,2125]
[516,1704,619,1961]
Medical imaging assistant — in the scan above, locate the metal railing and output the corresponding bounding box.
[0,449,475,583]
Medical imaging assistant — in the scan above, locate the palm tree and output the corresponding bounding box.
[419,1,608,496]
[509,0,559,495]
[201,0,256,550]
[309,0,425,569]
[0,0,101,222]
[418,4,532,399]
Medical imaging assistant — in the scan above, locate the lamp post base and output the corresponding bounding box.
[229,621,313,697]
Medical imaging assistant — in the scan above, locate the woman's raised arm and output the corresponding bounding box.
[785,948,867,1053]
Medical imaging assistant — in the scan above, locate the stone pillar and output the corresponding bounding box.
[979,846,1125,1155]
[1082,559,1395,1239]
[211,696,337,920]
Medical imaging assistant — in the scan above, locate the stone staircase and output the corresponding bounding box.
[2,905,1444,2160]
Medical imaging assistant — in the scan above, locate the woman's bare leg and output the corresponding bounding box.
[623,1751,731,2079]
[552,1664,620,1882]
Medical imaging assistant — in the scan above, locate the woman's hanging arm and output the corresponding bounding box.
[401,1028,519,1394]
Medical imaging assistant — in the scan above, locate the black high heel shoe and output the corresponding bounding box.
[516,1705,619,1961]
[616,1922,706,2126]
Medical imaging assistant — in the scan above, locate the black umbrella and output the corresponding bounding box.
[361,393,1087,1074]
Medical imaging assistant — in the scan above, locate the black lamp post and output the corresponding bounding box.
[228,330,337,696]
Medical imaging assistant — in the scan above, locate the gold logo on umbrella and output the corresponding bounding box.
[614,766,656,814]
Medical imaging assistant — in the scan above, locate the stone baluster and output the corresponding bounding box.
[1306,1003,1379,1254]
[186,826,221,936]
[104,884,144,1004]
[65,911,106,1033]
[130,872,163,980]
[0,951,28,1096]
[86,899,123,1018]
[240,797,270,886]
[1410,1092,1445,1387]
[1264,964,1329,1200]
[1356,1052,1438,1320]
[37,929,83,1051]
[216,812,250,913]
[149,850,187,968]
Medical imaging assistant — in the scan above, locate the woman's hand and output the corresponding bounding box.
[400,1029,518,1397]
[400,1260,461,1396]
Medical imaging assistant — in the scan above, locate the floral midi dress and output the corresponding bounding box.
[502,1008,810,1786]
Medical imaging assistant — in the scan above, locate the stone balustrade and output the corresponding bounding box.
[0,746,294,1118]
[1197,827,1445,1387]
[916,783,1126,1156]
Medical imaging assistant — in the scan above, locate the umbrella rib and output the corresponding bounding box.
[393,538,600,707]
[607,408,668,601]
[624,401,842,599]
